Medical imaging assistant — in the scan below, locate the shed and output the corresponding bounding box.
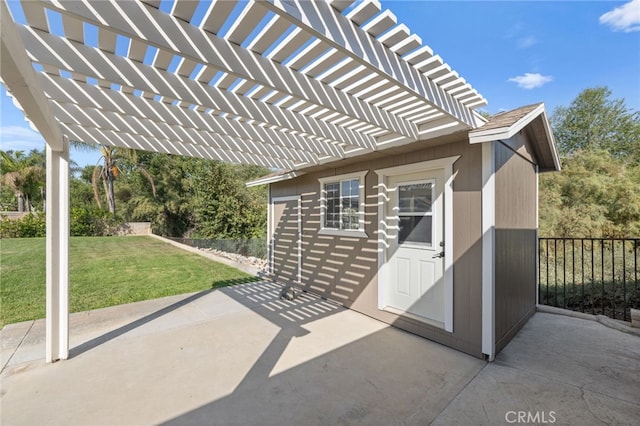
[251,103,560,359]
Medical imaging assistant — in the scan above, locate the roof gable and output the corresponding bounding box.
[469,103,560,171]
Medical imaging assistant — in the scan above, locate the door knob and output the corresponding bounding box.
[432,251,444,258]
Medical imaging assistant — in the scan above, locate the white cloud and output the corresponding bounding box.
[599,0,640,33]
[0,125,46,151]
[517,36,538,48]
[508,73,554,90]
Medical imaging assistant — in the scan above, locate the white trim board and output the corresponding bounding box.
[469,104,546,144]
[481,142,496,360]
[318,170,369,238]
[374,156,459,333]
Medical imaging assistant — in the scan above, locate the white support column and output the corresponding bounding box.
[46,139,70,363]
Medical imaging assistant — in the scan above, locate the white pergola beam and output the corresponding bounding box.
[41,74,344,159]
[262,0,483,125]
[40,0,418,140]
[51,101,320,165]
[64,123,296,169]
[21,26,374,151]
[0,1,63,150]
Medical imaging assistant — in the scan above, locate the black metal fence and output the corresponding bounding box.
[538,238,640,322]
[167,237,267,259]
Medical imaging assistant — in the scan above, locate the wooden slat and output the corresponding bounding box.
[224,1,268,46]
[200,0,237,34]
[403,45,433,65]
[127,40,147,62]
[0,0,64,150]
[328,65,367,89]
[51,101,319,164]
[61,14,83,43]
[62,122,296,168]
[23,33,373,150]
[141,0,161,9]
[377,24,409,48]
[175,57,198,77]
[285,39,328,70]
[22,1,49,32]
[266,28,310,63]
[152,49,173,71]
[262,0,485,124]
[246,14,292,54]
[97,28,116,53]
[316,59,360,85]
[329,0,356,13]
[361,9,396,38]
[171,0,199,23]
[302,49,345,78]
[390,34,421,56]
[345,0,381,26]
[40,0,417,140]
[41,73,344,159]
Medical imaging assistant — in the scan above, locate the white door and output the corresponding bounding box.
[385,170,445,325]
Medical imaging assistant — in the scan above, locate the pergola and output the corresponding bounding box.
[1,0,486,362]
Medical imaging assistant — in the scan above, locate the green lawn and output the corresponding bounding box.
[0,236,257,327]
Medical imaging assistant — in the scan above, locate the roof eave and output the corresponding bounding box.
[246,171,306,187]
[469,104,561,172]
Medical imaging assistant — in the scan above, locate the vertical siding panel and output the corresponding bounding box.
[494,137,538,353]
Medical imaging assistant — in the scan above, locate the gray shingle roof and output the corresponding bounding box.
[479,103,543,132]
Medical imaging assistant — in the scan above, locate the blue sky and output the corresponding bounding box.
[1,0,639,167]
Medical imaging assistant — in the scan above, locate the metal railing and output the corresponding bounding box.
[538,238,640,322]
[167,237,267,259]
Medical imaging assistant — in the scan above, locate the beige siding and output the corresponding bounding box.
[271,138,485,358]
[494,138,538,353]
[271,198,299,284]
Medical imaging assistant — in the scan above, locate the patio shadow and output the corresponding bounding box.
[69,289,213,358]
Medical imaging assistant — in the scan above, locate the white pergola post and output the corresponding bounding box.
[45,140,70,363]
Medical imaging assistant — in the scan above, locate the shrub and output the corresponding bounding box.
[70,208,123,236]
[1,208,125,238]
[0,212,45,238]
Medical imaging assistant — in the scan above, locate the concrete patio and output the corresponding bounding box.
[1,281,639,425]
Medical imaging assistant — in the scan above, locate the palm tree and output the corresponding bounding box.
[90,145,156,216]
[0,149,46,212]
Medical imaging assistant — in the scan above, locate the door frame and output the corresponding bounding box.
[268,195,302,283]
[374,156,459,333]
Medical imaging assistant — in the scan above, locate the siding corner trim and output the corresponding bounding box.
[481,142,496,360]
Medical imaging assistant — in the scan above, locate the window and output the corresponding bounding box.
[397,181,434,245]
[319,171,367,236]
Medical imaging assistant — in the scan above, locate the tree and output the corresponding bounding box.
[539,149,640,237]
[124,152,195,237]
[551,87,640,163]
[189,160,268,239]
[0,149,46,212]
[90,145,155,216]
[539,87,640,237]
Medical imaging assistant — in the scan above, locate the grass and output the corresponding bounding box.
[0,236,257,327]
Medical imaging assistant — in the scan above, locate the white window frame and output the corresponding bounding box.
[395,178,436,248]
[318,170,368,238]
